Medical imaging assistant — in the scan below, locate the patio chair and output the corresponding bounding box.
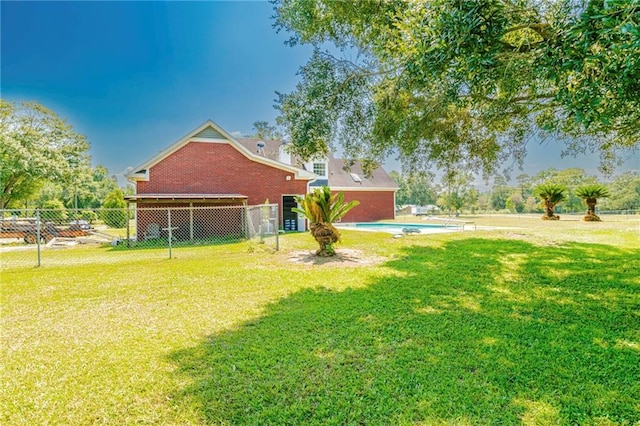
[145,223,160,240]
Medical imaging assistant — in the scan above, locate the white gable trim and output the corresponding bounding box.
[127,120,315,182]
[189,137,229,144]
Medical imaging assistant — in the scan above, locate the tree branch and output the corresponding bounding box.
[317,50,397,79]
[510,93,556,103]
[504,23,553,40]
[498,22,553,53]
[498,39,546,53]
[476,92,556,104]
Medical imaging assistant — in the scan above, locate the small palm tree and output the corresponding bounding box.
[534,183,567,220]
[293,186,359,257]
[575,184,610,221]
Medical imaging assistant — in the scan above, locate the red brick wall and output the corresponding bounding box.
[337,191,396,222]
[136,142,309,225]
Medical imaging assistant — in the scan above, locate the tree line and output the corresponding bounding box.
[392,168,640,215]
[3,98,637,223]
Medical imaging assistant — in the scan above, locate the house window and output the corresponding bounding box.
[313,162,326,177]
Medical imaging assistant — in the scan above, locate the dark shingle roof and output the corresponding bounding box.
[235,138,397,190]
[235,138,283,162]
[327,155,397,189]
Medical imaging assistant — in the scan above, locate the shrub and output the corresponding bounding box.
[79,210,99,224]
[42,199,68,223]
[101,189,127,228]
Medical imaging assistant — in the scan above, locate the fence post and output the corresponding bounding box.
[274,204,279,251]
[126,204,130,248]
[36,209,41,267]
[167,208,172,259]
[189,203,194,242]
[244,204,249,239]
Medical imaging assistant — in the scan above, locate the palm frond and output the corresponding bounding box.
[575,184,610,199]
[534,183,567,203]
[294,186,359,224]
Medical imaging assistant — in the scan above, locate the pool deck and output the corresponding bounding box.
[420,217,477,230]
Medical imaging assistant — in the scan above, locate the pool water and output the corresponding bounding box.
[336,222,457,234]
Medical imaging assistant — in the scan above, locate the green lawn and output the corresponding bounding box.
[2,217,639,424]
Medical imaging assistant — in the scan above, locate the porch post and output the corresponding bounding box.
[126,203,130,247]
[189,202,194,242]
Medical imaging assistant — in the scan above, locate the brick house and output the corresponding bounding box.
[126,120,397,235]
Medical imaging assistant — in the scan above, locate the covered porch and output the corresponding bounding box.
[124,193,249,242]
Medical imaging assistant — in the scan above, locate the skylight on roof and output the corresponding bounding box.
[350,173,362,183]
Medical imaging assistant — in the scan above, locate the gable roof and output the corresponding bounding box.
[126,120,316,181]
[237,140,397,191]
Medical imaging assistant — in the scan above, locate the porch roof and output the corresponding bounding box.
[124,193,248,204]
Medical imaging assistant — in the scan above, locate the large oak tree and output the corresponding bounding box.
[273,0,640,176]
[1,100,90,209]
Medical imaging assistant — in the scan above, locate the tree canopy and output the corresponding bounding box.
[391,171,438,207]
[605,171,640,210]
[248,120,283,140]
[273,0,640,176]
[32,165,121,210]
[1,100,91,209]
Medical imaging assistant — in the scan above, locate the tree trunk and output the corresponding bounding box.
[583,198,601,221]
[542,201,559,220]
[310,222,339,257]
[585,198,597,216]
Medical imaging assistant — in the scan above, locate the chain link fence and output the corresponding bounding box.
[0,204,279,269]
[461,210,638,220]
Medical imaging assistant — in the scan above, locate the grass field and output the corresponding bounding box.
[2,216,639,424]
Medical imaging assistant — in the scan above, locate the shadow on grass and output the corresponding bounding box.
[169,238,640,424]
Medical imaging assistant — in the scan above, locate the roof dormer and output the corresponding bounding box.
[305,158,329,178]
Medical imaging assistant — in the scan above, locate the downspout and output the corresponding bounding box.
[393,189,397,220]
[125,173,137,246]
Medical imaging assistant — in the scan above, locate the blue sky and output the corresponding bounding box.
[2,1,314,181]
[1,0,637,185]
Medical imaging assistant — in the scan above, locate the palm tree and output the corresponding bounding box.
[293,186,359,257]
[575,184,610,221]
[534,183,567,220]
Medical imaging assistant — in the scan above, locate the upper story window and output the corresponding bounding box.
[313,162,327,177]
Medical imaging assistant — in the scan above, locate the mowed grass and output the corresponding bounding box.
[1,217,639,424]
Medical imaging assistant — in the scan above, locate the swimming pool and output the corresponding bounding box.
[335,222,458,235]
